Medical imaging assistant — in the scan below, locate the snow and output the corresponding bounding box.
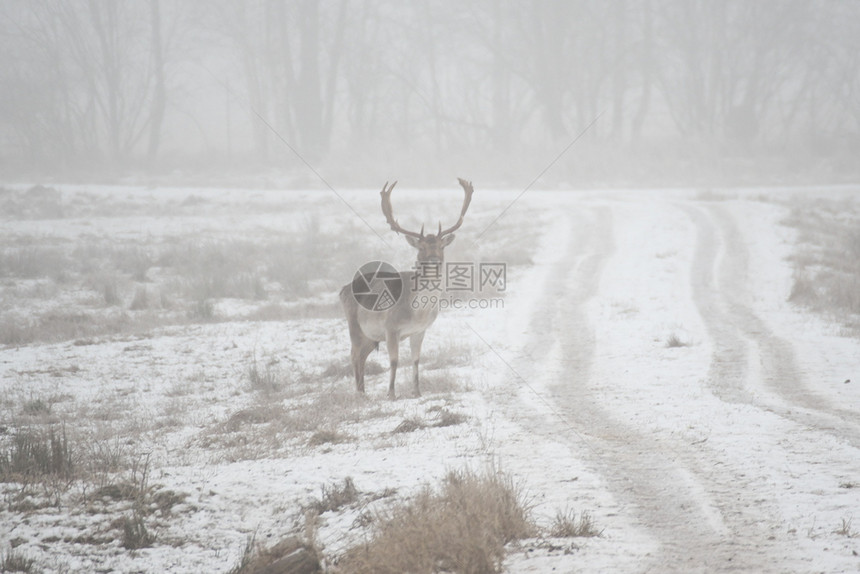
[1,185,859,573]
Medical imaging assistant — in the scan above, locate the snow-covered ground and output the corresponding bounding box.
[1,185,858,573]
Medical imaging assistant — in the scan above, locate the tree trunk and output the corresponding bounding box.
[147,0,166,165]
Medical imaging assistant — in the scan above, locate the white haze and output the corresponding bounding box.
[1,0,859,188]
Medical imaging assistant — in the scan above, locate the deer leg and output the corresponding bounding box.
[349,331,375,393]
[385,331,400,400]
[409,331,426,397]
[359,341,376,392]
[350,342,365,393]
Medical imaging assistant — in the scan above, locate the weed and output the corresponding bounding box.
[421,343,473,371]
[227,534,319,574]
[665,333,689,348]
[340,468,535,574]
[307,429,351,447]
[392,417,425,434]
[0,425,74,484]
[547,509,602,538]
[189,298,215,322]
[834,517,856,538]
[0,547,38,573]
[121,509,155,549]
[433,409,468,428]
[21,399,51,417]
[247,355,284,393]
[307,477,359,514]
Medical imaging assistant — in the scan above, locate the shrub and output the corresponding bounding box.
[0,425,74,484]
[0,547,38,573]
[340,469,535,574]
[307,477,359,515]
[547,509,602,538]
[121,509,155,549]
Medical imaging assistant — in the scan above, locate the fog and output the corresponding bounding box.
[2,0,859,188]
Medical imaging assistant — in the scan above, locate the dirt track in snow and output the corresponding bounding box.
[492,195,860,573]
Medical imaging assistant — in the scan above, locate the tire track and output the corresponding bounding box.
[511,203,780,572]
[687,203,860,449]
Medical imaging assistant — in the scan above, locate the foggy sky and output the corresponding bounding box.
[1,1,858,187]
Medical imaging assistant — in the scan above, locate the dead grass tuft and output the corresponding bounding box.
[0,425,74,485]
[307,429,351,447]
[420,343,473,371]
[246,355,286,393]
[432,409,468,428]
[834,517,857,538]
[665,333,690,348]
[0,547,38,573]
[339,468,535,574]
[120,509,155,549]
[227,534,320,574]
[392,417,426,434]
[547,509,602,538]
[306,477,359,515]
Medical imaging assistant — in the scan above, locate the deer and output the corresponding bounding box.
[339,178,475,399]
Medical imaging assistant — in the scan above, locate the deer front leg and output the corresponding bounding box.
[385,331,400,400]
[409,331,426,397]
[350,343,364,393]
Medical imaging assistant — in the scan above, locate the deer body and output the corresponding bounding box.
[340,179,474,399]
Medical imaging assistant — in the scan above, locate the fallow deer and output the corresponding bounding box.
[339,179,475,399]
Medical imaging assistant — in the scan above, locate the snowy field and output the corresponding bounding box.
[1,184,859,573]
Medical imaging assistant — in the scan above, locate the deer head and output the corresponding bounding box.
[380,178,474,262]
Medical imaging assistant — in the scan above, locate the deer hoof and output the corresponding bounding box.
[388,391,397,401]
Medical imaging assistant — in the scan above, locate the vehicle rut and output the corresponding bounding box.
[686,203,860,449]
[511,203,781,572]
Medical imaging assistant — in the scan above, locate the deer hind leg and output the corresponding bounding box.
[409,331,426,397]
[385,331,400,400]
[351,337,376,393]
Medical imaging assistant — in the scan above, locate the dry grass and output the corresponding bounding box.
[306,477,360,515]
[834,517,856,538]
[338,468,536,574]
[227,534,320,574]
[308,429,352,447]
[392,417,426,434]
[0,424,74,486]
[0,547,38,573]
[420,342,473,371]
[432,409,468,428]
[0,198,368,347]
[199,383,389,460]
[784,201,860,332]
[547,509,602,538]
[665,333,690,348]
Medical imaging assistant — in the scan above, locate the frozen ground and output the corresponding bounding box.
[1,185,859,573]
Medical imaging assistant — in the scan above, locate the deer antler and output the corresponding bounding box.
[438,178,475,237]
[380,179,475,239]
[380,181,425,239]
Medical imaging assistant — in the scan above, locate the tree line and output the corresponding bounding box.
[1,0,858,183]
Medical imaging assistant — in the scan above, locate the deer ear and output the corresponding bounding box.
[441,234,456,246]
[405,235,422,248]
